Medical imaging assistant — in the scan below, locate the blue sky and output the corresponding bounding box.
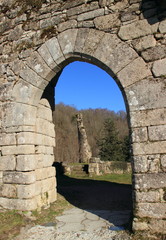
[55,61,126,112]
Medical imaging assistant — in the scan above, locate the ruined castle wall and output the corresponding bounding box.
[0,0,166,234]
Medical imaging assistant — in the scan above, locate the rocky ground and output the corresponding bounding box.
[15,174,133,240]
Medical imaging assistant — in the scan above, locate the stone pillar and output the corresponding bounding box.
[76,113,92,163]
[0,98,57,211]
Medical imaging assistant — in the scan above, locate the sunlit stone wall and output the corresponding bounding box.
[0,0,166,235]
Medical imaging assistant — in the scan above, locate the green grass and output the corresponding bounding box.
[67,173,132,185]
[92,173,132,184]
[0,210,26,240]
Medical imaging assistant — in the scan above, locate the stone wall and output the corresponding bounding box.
[88,159,131,176]
[0,0,166,235]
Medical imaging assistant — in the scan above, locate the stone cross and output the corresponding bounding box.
[76,113,92,163]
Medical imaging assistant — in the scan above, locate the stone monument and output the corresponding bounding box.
[76,113,92,163]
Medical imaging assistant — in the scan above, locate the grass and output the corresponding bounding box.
[0,194,71,240]
[0,210,26,240]
[67,173,132,185]
[31,194,71,225]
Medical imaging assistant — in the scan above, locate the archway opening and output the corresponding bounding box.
[52,60,133,231]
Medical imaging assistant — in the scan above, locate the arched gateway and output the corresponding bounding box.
[0,0,166,235]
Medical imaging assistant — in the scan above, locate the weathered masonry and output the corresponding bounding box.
[0,0,166,235]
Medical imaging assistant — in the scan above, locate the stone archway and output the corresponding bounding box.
[0,0,166,234]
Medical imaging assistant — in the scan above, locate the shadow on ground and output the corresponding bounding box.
[55,166,133,230]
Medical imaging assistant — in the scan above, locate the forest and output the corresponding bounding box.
[53,103,130,164]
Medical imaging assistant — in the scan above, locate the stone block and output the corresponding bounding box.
[117,58,151,88]
[77,9,104,21]
[118,18,159,40]
[16,155,37,171]
[35,181,42,196]
[17,183,36,199]
[35,146,54,155]
[159,19,166,33]
[132,35,156,52]
[26,51,56,81]
[161,155,166,171]
[74,28,90,53]
[141,45,166,62]
[94,13,120,30]
[47,167,56,178]
[39,98,51,108]
[58,29,78,56]
[130,108,166,127]
[17,132,38,145]
[135,190,160,203]
[0,133,16,146]
[136,203,166,218]
[133,141,166,155]
[0,156,16,171]
[133,155,148,173]
[132,218,149,231]
[148,125,166,141]
[131,127,148,143]
[12,79,43,106]
[152,58,166,77]
[35,167,55,181]
[67,2,99,17]
[62,0,86,9]
[1,145,35,156]
[20,64,48,90]
[35,168,47,181]
[94,33,137,74]
[121,12,138,22]
[37,43,57,70]
[37,104,52,122]
[35,194,43,208]
[134,173,166,190]
[58,20,77,32]
[0,184,17,198]
[41,177,56,193]
[134,154,160,173]
[43,135,55,147]
[147,155,160,173]
[48,188,57,203]
[149,219,166,234]
[45,37,65,65]
[3,171,36,184]
[109,0,131,11]
[36,154,54,169]
[81,21,94,28]
[36,191,49,206]
[0,197,37,210]
[36,118,55,137]
[126,78,166,111]
[83,29,105,56]
[2,102,37,128]
[2,126,36,134]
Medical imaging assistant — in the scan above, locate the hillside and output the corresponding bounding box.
[53,103,129,163]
